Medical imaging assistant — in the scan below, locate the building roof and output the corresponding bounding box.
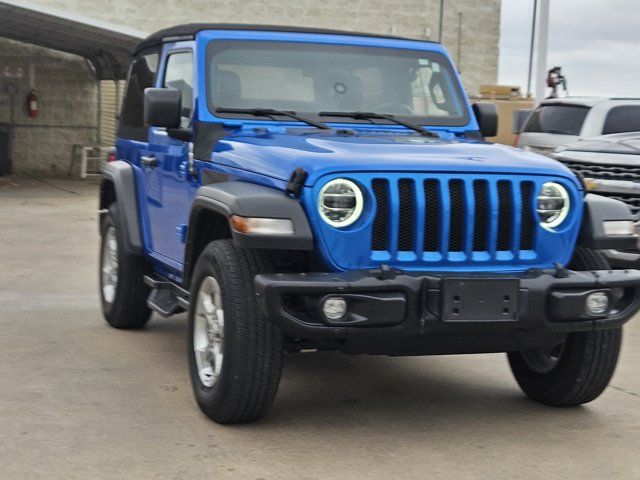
[134,23,434,55]
[0,0,145,79]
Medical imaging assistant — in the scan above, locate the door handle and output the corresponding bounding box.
[141,155,158,168]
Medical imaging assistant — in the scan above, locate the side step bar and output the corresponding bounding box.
[144,275,190,317]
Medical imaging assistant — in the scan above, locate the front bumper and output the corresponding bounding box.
[603,218,640,267]
[255,267,640,355]
[577,178,640,267]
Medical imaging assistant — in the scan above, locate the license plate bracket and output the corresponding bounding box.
[441,278,519,322]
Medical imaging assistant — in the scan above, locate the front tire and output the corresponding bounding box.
[188,240,284,424]
[508,247,623,406]
[99,204,151,329]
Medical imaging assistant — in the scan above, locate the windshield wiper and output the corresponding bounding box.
[216,107,331,130]
[318,111,439,138]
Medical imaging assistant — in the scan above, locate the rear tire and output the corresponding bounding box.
[188,240,284,424]
[99,204,152,329]
[507,247,623,406]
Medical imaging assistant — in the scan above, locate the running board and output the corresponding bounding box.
[144,275,190,317]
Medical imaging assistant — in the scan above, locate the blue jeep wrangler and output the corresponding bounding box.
[99,24,640,423]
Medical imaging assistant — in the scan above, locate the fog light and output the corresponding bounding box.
[323,297,347,320]
[586,292,609,316]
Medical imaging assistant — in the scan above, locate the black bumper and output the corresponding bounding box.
[255,268,640,355]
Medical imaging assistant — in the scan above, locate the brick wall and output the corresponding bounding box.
[0,0,500,174]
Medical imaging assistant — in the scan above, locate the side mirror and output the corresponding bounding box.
[472,102,498,138]
[144,88,181,128]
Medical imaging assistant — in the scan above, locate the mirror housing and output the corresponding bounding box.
[144,88,181,128]
[472,102,498,138]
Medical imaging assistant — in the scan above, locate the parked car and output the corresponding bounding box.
[518,97,640,155]
[553,132,640,267]
[99,24,640,423]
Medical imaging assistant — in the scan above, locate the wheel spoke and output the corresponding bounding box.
[193,275,225,388]
[101,226,118,304]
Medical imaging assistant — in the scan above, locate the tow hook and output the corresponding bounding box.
[370,264,401,280]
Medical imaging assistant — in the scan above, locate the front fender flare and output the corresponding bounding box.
[184,182,314,284]
[188,181,314,249]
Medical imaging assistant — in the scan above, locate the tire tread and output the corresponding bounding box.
[189,240,283,423]
[100,204,151,329]
[508,247,622,406]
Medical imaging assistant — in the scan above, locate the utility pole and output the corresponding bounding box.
[438,0,445,43]
[534,0,550,103]
[526,0,538,98]
[456,11,463,70]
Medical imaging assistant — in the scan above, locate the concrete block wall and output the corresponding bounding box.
[0,39,97,174]
[39,0,501,93]
[0,0,501,174]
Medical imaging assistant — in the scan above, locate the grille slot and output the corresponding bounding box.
[497,181,513,251]
[398,179,416,251]
[371,179,389,251]
[423,180,441,252]
[520,181,536,250]
[473,180,489,251]
[448,180,465,252]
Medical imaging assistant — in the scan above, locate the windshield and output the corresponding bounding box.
[523,105,589,136]
[206,40,469,126]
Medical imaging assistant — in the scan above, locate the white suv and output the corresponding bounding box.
[517,97,640,155]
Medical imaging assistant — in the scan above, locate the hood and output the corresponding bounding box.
[518,132,580,151]
[558,132,640,155]
[209,128,579,186]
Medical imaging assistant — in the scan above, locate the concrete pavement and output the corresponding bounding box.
[1,176,639,480]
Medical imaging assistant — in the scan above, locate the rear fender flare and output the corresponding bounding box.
[100,161,143,255]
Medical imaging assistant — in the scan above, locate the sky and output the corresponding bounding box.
[499,0,640,97]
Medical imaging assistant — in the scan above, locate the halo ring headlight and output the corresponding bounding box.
[318,178,364,228]
[537,182,570,230]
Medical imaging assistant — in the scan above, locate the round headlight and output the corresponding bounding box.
[537,182,570,229]
[318,179,364,228]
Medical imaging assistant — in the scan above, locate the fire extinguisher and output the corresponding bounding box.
[27,89,39,118]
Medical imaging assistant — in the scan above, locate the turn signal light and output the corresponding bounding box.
[230,215,294,236]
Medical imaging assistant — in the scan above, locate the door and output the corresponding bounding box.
[143,48,196,266]
[0,123,12,175]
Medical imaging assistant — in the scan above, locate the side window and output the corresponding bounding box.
[602,106,640,135]
[163,51,194,128]
[118,51,159,141]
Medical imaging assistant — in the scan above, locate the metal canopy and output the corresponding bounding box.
[0,0,145,79]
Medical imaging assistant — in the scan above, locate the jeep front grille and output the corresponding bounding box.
[370,177,537,262]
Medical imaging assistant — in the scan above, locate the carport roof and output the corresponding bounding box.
[0,0,145,79]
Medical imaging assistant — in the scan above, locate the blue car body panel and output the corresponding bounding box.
[206,130,578,185]
[116,28,584,281]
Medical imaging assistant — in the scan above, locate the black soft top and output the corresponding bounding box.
[134,23,434,55]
